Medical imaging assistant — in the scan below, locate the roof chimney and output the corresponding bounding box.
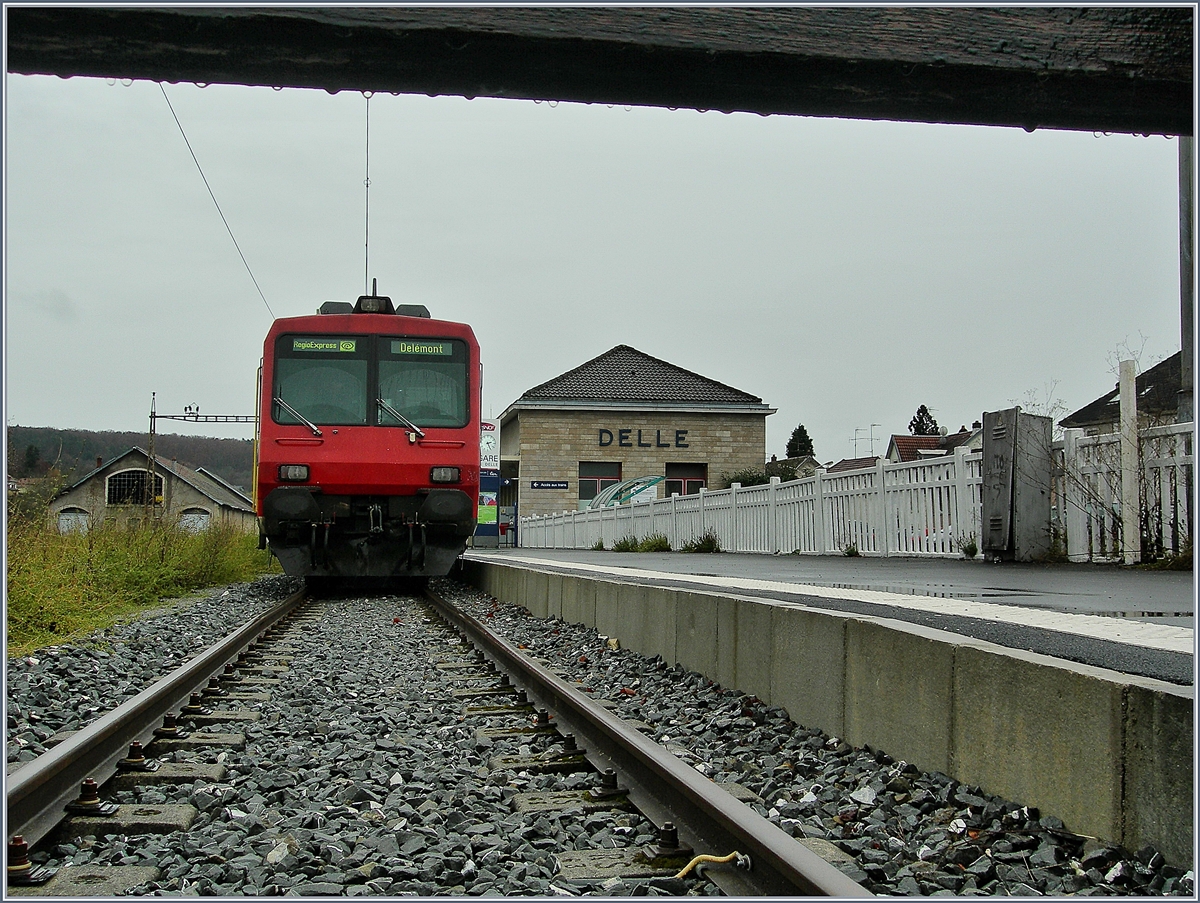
[96,456,103,469]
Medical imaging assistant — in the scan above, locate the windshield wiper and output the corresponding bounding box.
[378,398,426,439]
[273,397,322,437]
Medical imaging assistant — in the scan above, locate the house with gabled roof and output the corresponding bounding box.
[499,345,775,519]
[1059,351,1183,434]
[885,423,982,464]
[49,447,256,534]
[826,455,882,474]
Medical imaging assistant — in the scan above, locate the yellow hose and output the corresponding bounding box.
[674,851,744,879]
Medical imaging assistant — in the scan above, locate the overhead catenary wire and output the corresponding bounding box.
[159,82,274,320]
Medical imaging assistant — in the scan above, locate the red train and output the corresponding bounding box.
[254,290,480,578]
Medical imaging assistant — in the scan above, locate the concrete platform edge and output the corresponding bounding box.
[456,558,1194,866]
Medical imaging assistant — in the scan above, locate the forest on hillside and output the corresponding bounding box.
[7,426,254,491]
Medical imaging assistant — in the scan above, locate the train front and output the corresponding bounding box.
[255,295,480,578]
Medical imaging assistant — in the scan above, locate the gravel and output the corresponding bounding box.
[7,575,1194,896]
[436,579,1195,897]
[20,584,708,896]
[6,577,302,765]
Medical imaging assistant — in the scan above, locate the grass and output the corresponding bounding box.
[6,512,279,654]
[681,530,722,553]
[1136,541,1194,570]
[637,533,671,552]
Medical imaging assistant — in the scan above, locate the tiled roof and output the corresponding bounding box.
[826,456,880,474]
[59,447,254,512]
[518,345,765,406]
[1060,352,1182,428]
[889,435,942,462]
[886,428,978,463]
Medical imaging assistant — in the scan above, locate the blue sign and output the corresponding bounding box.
[475,469,500,540]
[531,480,569,490]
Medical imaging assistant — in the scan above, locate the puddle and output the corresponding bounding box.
[661,573,1194,619]
[788,581,1038,600]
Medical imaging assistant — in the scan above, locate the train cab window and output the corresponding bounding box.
[377,338,468,428]
[274,335,369,425]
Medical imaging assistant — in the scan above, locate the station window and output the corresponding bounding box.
[107,470,164,506]
[664,463,707,497]
[578,462,621,502]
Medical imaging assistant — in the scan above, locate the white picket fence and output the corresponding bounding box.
[521,421,1195,561]
[521,446,984,557]
[1056,422,1194,562]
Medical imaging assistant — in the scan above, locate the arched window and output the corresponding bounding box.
[179,508,212,533]
[57,507,90,534]
[106,470,163,506]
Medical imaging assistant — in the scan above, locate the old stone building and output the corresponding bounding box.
[50,447,256,533]
[499,345,774,520]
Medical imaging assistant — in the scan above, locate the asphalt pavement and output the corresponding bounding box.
[467,548,1195,685]
[486,548,1194,621]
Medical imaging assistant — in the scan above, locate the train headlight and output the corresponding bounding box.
[430,466,460,483]
[278,464,310,482]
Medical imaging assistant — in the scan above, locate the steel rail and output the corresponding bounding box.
[6,588,308,850]
[425,588,871,897]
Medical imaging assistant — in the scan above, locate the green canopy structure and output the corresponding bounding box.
[588,476,664,509]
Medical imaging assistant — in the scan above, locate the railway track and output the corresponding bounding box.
[5,582,868,896]
[425,585,866,896]
[9,576,1186,896]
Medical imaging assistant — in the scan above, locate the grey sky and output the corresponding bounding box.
[4,74,1184,463]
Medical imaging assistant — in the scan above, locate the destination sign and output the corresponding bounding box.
[293,338,356,353]
[392,340,453,356]
[531,481,569,490]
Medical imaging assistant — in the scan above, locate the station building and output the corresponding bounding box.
[499,345,775,520]
[49,447,256,534]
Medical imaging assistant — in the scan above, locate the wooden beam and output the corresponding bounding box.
[5,7,1193,135]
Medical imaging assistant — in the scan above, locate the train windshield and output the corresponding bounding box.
[273,336,370,425]
[378,337,469,428]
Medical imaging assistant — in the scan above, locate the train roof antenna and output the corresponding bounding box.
[364,92,372,296]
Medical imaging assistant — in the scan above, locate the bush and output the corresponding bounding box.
[611,535,640,552]
[959,533,979,559]
[590,539,606,551]
[1139,540,1193,570]
[1040,527,1069,563]
[681,530,722,553]
[6,515,278,653]
[721,468,771,488]
[843,544,859,557]
[637,532,671,552]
